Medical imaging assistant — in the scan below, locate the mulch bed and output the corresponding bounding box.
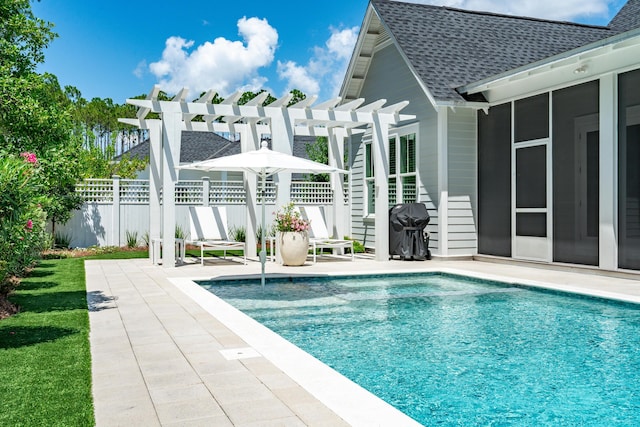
[0,296,19,320]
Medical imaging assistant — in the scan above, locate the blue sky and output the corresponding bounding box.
[33,0,627,104]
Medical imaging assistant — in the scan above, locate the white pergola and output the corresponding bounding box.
[119,86,414,267]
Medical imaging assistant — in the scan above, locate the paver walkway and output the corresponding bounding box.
[86,258,351,426]
[86,256,640,426]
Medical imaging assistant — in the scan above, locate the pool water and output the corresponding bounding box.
[200,273,640,425]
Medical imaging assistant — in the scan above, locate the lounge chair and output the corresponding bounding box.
[300,206,354,263]
[188,206,246,266]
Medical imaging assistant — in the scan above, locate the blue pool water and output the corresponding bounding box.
[199,273,640,425]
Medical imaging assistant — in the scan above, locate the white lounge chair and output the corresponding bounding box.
[188,206,246,266]
[300,206,354,263]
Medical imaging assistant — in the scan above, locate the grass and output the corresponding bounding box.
[0,249,148,426]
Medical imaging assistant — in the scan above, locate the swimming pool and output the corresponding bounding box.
[199,272,640,425]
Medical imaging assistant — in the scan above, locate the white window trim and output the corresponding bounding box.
[363,123,420,218]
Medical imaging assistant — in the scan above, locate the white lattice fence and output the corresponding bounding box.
[291,182,332,204]
[209,180,246,204]
[257,181,276,203]
[120,180,150,204]
[176,180,203,205]
[75,179,114,203]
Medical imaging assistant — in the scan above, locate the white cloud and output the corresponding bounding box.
[277,26,359,99]
[277,61,320,95]
[396,0,612,21]
[149,17,278,97]
[133,59,147,78]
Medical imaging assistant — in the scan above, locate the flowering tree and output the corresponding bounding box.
[0,152,47,286]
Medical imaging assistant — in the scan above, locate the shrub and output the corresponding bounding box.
[54,231,72,249]
[175,225,186,239]
[0,152,48,276]
[125,230,139,248]
[256,224,275,241]
[347,237,366,254]
[230,226,246,242]
[141,231,150,247]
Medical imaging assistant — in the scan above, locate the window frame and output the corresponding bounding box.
[363,124,419,217]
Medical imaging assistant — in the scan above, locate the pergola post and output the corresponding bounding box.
[240,122,260,258]
[161,112,182,267]
[267,102,295,211]
[148,120,162,262]
[328,127,347,242]
[372,113,392,261]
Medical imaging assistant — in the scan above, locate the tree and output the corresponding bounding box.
[305,136,330,182]
[287,89,307,107]
[0,0,84,244]
[0,0,56,76]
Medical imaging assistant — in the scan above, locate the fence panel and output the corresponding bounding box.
[66,178,347,248]
[75,179,113,203]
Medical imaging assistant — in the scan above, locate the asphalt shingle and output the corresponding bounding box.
[371,0,633,102]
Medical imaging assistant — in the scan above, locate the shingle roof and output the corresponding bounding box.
[610,0,640,33]
[371,0,622,102]
[119,131,237,163]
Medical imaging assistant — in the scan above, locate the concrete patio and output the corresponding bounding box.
[86,255,640,426]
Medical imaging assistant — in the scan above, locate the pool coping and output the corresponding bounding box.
[169,265,640,426]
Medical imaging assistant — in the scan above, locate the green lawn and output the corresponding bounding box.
[0,250,148,426]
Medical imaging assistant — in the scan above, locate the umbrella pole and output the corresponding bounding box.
[260,173,266,288]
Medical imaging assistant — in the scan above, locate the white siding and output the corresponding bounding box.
[447,108,478,256]
[352,43,440,252]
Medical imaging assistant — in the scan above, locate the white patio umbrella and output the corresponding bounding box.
[179,141,348,287]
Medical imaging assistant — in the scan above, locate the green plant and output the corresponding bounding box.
[274,202,310,232]
[54,231,72,249]
[125,230,139,248]
[345,237,366,253]
[230,225,246,242]
[141,231,150,247]
[0,152,48,276]
[256,223,275,241]
[175,225,186,239]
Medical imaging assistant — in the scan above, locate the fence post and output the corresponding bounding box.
[202,177,210,207]
[112,175,120,246]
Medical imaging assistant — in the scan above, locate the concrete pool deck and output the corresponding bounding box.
[86,255,640,426]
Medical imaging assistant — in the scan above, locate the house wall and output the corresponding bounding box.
[351,43,440,252]
[447,108,478,256]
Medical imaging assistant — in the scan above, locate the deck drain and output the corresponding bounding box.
[219,347,262,360]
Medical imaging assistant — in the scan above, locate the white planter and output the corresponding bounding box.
[278,231,309,266]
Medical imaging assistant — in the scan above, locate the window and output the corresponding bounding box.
[364,131,418,216]
[389,133,417,206]
[365,142,375,214]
